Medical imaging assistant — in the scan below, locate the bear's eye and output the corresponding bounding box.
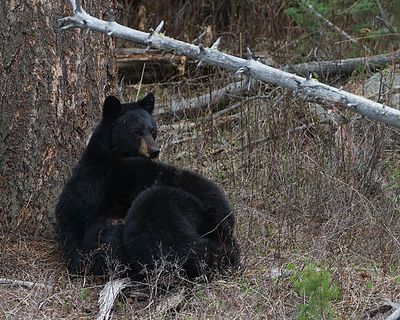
[151,128,157,139]
[132,129,141,136]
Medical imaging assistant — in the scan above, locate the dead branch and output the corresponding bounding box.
[300,0,371,53]
[155,78,252,116]
[374,0,399,35]
[387,306,400,320]
[0,277,52,291]
[117,48,187,82]
[283,51,400,77]
[366,304,392,318]
[366,299,400,318]
[97,277,131,320]
[59,0,400,129]
[117,48,183,63]
[385,300,400,310]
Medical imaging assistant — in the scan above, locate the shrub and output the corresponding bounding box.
[290,263,340,320]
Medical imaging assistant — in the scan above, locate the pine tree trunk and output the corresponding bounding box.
[0,1,116,236]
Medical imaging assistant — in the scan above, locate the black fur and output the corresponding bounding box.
[55,93,239,280]
[122,186,217,281]
[55,93,158,274]
[83,184,218,280]
[106,155,240,271]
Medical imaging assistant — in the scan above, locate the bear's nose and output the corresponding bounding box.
[149,149,160,159]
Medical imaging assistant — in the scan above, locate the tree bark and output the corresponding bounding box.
[0,1,116,236]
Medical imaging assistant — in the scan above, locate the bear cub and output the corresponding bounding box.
[106,153,240,273]
[86,184,219,280]
[122,185,218,281]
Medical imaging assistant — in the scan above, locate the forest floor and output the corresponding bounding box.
[2,64,400,319]
[4,0,400,317]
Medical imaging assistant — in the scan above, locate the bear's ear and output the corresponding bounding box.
[103,96,122,121]
[136,92,155,114]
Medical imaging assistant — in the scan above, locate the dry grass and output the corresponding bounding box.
[2,72,400,318]
[117,0,288,53]
[2,1,400,318]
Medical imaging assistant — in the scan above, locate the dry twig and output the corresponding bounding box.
[0,278,52,291]
[300,0,371,53]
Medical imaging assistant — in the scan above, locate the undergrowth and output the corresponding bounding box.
[290,263,340,320]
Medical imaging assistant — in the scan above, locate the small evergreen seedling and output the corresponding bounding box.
[290,263,340,320]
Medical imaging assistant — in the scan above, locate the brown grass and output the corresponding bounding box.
[2,1,400,318]
[3,72,400,318]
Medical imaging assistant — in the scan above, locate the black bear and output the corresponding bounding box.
[55,93,159,274]
[83,184,219,279]
[122,185,218,281]
[56,93,239,280]
[105,153,240,272]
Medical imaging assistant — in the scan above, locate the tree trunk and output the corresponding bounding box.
[0,1,116,236]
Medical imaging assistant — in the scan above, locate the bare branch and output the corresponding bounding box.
[386,306,400,320]
[154,21,164,34]
[375,0,399,35]
[366,299,400,319]
[59,1,400,129]
[300,0,371,53]
[0,277,52,291]
[155,78,252,116]
[211,37,221,50]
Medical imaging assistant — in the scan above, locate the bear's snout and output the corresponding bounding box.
[149,148,160,159]
[139,135,159,159]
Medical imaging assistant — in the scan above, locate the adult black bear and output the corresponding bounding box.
[56,93,239,280]
[55,93,159,274]
[106,154,240,272]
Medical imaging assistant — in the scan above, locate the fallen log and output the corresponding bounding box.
[387,306,400,320]
[59,1,400,129]
[366,299,400,319]
[155,78,252,117]
[116,48,186,83]
[283,51,400,77]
